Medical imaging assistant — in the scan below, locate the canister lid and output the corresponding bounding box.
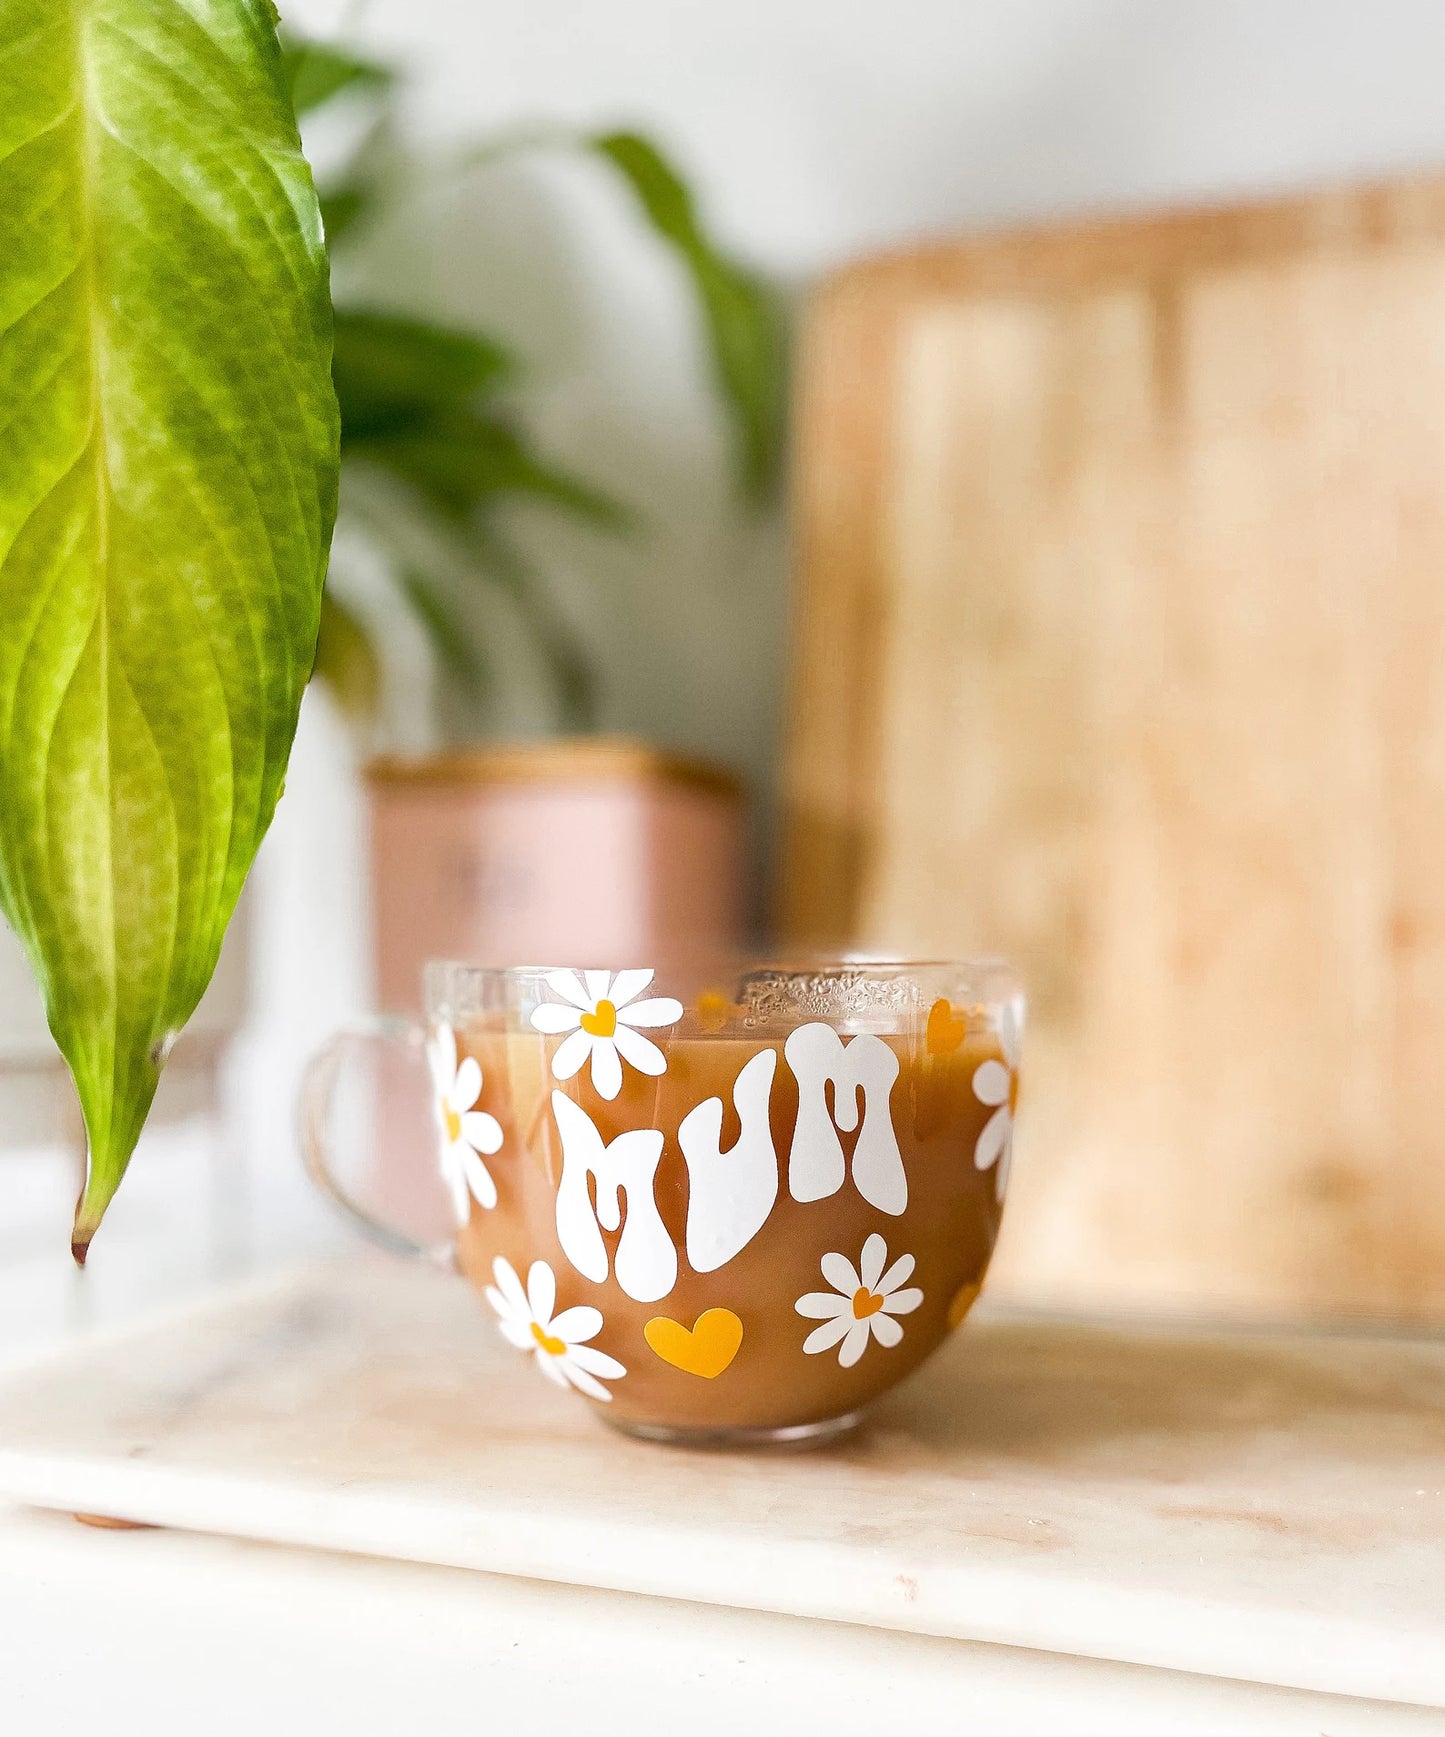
[365,736,742,801]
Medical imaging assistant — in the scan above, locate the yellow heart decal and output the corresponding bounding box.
[926,996,966,1055]
[644,1308,743,1379]
[581,999,617,1038]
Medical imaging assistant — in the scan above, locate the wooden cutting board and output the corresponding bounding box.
[779,174,1445,1323]
[0,1255,1441,1710]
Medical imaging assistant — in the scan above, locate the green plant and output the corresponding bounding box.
[0,0,338,1253]
[284,35,788,728]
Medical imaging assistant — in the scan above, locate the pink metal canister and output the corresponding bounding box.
[366,739,746,1010]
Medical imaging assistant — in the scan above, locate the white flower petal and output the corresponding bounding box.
[545,970,594,1011]
[607,968,655,1009]
[795,1291,851,1320]
[994,1138,1013,1202]
[820,1252,861,1296]
[859,1233,888,1292]
[428,1023,457,1090]
[611,1023,667,1076]
[975,1106,1011,1172]
[483,1285,513,1322]
[530,1003,583,1035]
[491,1257,529,1317]
[461,1148,497,1210]
[453,1055,483,1114]
[461,1109,503,1156]
[445,1155,471,1226]
[617,996,683,1029]
[526,1261,556,1325]
[972,1058,1011,1109]
[550,1028,594,1082]
[497,1318,536,1350]
[534,1348,570,1388]
[870,1311,904,1348]
[560,1358,613,1402]
[878,1252,915,1294]
[881,1286,924,1316]
[569,1343,627,1381]
[999,1000,1023,1070]
[584,969,613,1004]
[838,1320,872,1368]
[550,1305,604,1345]
[590,1037,623,1101]
[803,1315,855,1356]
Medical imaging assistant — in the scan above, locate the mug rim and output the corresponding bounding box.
[426,952,1020,975]
[424,955,1025,1026]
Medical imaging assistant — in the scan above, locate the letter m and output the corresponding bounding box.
[784,1024,907,1215]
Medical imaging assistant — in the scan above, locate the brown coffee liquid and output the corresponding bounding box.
[454,1011,1006,1430]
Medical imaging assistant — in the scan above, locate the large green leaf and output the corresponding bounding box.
[0,0,339,1255]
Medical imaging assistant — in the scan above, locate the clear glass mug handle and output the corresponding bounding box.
[299,1015,456,1267]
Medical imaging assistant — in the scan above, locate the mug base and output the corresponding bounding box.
[603,1408,865,1451]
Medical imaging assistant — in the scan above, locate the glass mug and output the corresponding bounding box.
[302,958,1024,1448]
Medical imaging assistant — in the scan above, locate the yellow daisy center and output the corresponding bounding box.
[443,1103,462,1144]
[530,1321,566,1357]
[852,1287,884,1320]
[581,999,617,1039]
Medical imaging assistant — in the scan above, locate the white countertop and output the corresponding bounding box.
[0,1253,1441,1725]
[7,1497,1438,1737]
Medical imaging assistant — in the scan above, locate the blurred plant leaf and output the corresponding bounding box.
[298,40,771,725]
[398,568,486,689]
[348,410,626,528]
[333,308,511,436]
[341,478,596,730]
[282,36,394,118]
[332,310,615,535]
[468,527,596,730]
[593,131,787,498]
[314,592,382,719]
[319,182,373,249]
[0,0,339,1253]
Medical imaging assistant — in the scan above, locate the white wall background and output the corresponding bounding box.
[292,0,1445,270]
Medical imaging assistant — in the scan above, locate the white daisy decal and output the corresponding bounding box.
[428,1022,503,1223]
[795,1232,924,1368]
[972,1001,1021,1202]
[529,968,683,1101]
[484,1257,627,1403]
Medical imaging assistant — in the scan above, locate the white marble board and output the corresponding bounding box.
[0,1254,1440,1710]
